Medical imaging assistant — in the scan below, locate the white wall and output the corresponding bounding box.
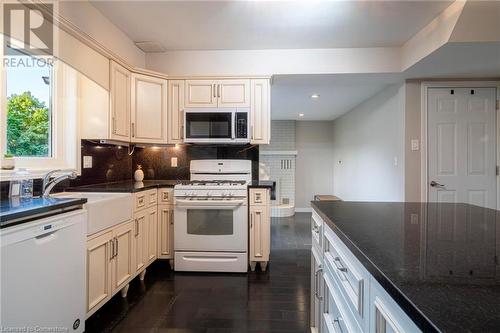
[295,121,335,210]
[332,84,405,201]
[59,1,146,68]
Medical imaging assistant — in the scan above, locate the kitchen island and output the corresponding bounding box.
[310,201,500,333]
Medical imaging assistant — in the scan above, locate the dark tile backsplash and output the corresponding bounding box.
[132,144,259,181]
[0,141,259,197]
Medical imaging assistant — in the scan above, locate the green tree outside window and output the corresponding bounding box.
[7,92,50,157]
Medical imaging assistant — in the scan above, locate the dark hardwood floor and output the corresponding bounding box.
[85,213,312,333]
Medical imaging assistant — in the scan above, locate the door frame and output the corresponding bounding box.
[420,81,500,208]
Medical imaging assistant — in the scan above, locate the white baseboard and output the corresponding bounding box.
[295,207,312,213]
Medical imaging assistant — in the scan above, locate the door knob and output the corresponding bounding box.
[430,181,445,188]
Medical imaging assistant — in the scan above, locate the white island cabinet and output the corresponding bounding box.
[310,207,422,333]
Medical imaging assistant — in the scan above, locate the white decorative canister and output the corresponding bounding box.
[134,164,144,181]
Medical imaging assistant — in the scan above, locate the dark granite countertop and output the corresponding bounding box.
[311,201,500,333]
[66,180,181,193]
[1,197,87,228]
[247,180,275,189]
[68,180,276,196]
[248,180,276,200]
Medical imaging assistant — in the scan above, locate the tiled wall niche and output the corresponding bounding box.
[259,121,296,213]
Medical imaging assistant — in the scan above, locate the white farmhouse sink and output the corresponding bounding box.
[53,192,133,235]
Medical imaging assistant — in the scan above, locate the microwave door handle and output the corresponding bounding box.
[232,111,236,140]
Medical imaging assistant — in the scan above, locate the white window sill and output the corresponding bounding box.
[0,168,78,181]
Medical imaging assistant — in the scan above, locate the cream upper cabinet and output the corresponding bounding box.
[131,73,168,144]
[168,80,185,143]
[218,79,250,107]
[109,61,131,141]
[185,79,250,108]
[79,73,110,140]
[250,79,271,144]
[185,80,218,107]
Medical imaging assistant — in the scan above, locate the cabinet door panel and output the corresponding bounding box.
[110,61,131,141]
[147,206,158,263]
[158,205,174,259]
[250,206,270,261]
[218,79,250,107]
[87,231,113,313]
[168,80,185,143]
[185,80,217,107]
[250,79,270,144]
[131,74,167,143]
[113,221,134,291]
[134,211,147,272]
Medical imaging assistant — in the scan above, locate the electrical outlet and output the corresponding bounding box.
[410,213,419,225]
[83,156,93,168]
[171,157,178,168]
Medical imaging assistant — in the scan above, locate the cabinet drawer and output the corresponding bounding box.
[371,278,422,333]
[322,268,361,333]
[159,188,174,204]
[311,210,323,252]
[250,188,268,206]
[134,189,157,212]
[323,225,368,326]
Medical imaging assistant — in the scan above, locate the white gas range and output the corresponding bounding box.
[174,159,252,272]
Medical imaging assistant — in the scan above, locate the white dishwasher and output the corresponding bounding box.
[0,209,87,332]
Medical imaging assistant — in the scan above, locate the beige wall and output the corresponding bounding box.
[332,84,406,201]
[59,1,146,68]
[404,82,422,202]
[295,121,335,210]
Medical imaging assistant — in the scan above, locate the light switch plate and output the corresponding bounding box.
[171,157,178,168]
[411,139,420,151]
[83,156,93,168]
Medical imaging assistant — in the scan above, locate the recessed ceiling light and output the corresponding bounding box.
[299,113,304,117]
[310,93,320,99]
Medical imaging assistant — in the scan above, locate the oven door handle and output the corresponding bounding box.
[175,199,246,208]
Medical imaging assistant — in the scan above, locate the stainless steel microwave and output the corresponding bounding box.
[183,108,250,144]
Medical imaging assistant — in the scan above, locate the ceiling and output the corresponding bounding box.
[271,73,402,120]
[91,1,452,50]
[272,40,500,121]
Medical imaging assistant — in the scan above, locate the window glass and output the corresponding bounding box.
[5,54,53,157]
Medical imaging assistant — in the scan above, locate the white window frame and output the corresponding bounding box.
[1,58,80,180]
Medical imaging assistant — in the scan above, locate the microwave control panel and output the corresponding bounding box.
[235,112,248,139]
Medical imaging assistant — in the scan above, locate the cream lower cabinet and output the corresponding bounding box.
[87,230,113,315]
[249,188,271,271]
[311,246,323,333]
[311,208,422,333]
[133,206,159,273]
[157,204,174,267]
[86,220,134,317]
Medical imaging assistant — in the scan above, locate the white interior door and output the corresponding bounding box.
[428,87,497,209]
